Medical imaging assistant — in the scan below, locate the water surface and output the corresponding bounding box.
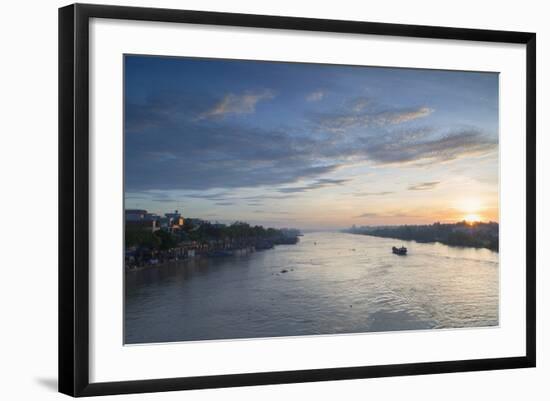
[125,232,498,344]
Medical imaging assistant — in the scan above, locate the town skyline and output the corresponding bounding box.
[125,55,499,230]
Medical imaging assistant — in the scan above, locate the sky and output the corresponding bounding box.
[124,55,499,230]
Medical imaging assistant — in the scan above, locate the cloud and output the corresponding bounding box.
[253,210,291,215]
[151,198,178,203]
[356,212,379,218]
[408,181,440,191]
[126,122,343,189]
[353,191,394,197]
[356,211,419,218]
[240,194,294,201]
[184,192,230,201]
[128,191,297,206]
[145,151,178,162]
[277,178,351,193]
[360,127,496,165]
[379,107,433,125]
[199,89,274,119]
[127,190,178,203]
[125,193,150,200]
[125,91,496,193]
[318,178,350,185]
[312,106,434,133]
[306,90,325,102]
[351,97,370,112]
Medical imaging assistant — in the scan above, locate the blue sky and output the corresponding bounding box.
[124,55,499,229]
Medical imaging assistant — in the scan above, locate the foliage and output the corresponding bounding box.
[125,227,160,249]
[346,221,499,251]
[154,229,178,250]
[126,220,298,250]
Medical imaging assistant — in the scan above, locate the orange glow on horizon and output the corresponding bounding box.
[464,213,482,224]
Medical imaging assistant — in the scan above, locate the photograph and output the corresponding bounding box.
[123,54,500,344]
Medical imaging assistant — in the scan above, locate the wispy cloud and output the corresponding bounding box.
[240,194,294,201]
[353,191,394,197]
[309,94,434,134]
[362,128,497,166]
[351,97,370,112]
[277,178,351,194]
[408,181,440,191]
[253,210,292,215]
[306,90,325,102]
[356,212,379,218]
[199,89,274,119]
[356,210,420,218]
[145,151,178,162]
[214,201,235,206]
[184,192,230,201]
[312,106,434,133]
[380,107,433,125]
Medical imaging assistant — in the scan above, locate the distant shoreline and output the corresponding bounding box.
[344,222,499,252]
[351,232,499,252]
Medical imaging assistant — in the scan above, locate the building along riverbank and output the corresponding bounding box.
[124,209,300,270]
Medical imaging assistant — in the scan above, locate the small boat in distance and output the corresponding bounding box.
[392,246,407,255]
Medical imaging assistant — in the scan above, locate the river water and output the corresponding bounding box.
[125,231,499,344]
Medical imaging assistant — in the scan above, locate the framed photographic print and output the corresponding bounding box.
[58,3,536,397]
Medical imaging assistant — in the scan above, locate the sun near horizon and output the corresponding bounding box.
[464,214,482,225]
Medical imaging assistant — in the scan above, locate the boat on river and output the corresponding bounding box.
[392,246,407,255]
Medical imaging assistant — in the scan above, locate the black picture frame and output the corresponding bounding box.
[59,3,536,397]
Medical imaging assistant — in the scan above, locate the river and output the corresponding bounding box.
[125,231,499,344]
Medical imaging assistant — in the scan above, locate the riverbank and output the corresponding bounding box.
[125,219,301,271]
[344,221,499,252]
[125,236,299,271]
